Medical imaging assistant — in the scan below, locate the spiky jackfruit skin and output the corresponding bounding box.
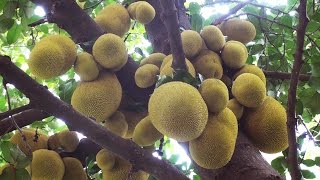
[189,108,238,169]
[200,25,225,52]
[220,19,256,44]
[160,55,173,71]
[140,53,166,68]
[127,2,139,19]
[104,111,128,137]
[48,130,79,152]
[40,35,77,74]
[28,43,66,79]
[62,157,87,180]
[96,149,116,170]
[221,41,248,69]
[133,116,163,146]
[227,98,244,120]
[193,50,223,79]
[71,72,122,122]
[149,82,208,142]
[181,30,203,59]
[135,64,159,88]
[232,73,266,108]
[243,96,288,153]
[102,157,149,180]
[160,57,196,77]
[199,79,229,113]
[10,128,48,156]
[74,52,99,82]
[92,33,128,71]
[31,149,65,180]
[135,1,156,24]
[123,110,148,138]
[95,4,131,37]
[233,64,266,85]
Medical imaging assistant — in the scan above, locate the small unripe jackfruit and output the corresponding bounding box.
[133,116,163,146]
[192,50,223,79]
[104,111,128,137]
[227,98,244,120]
[10,128,48,156]
[31,149,65,180]
[160,54,173,71]
[199,79,229,113]
[189,108,238,169]
[233,64,266,85]
[221,41,248,69]
[93,33,128,71]
[148,82,208,142]
[135,64,159,88]
[181,30,202,59]
[71,72,122,122]
[135,1,156,24]
[200,25,225,52]
[123,110,148,138]
[74,52,99,81]
[48,130,79,152]
[220,19,256,44]
[243,96,288,153]
[232,73,266,108]
[62,157,87,180]
[96,149,116,170]
[140,53,166,68]
[160,57,196,77]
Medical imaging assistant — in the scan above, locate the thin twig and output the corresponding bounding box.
[0,104,33,120]
[287,0,308,179]
[28,18,48,27]
[263,70,310,81]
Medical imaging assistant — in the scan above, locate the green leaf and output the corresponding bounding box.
[3,2,17,18]
[0,1,6,11]
[295,99,303,115]
[315,157,320,166]
[1,141,15,163]
[169,154,179,163]
[191,14,203,33]
[308,76,320,91]
[248,44,264,55]
[279,15,293,28]
[156,75,173,88]
[172,69,200,87]
[271,156,286,174]
[302,159,316,167]
[16,168,31,180]
[193,175,201,180]
[0,166,15,179]
[301,169,316,179]
[189,2,201,15]
[306,21,320,33]
[0,18,14,33]
[134,47,144,57]
[7,23,22,44]
[58,79,77,104]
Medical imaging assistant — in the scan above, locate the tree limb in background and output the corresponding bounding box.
[159,0,187,71]
[0,104,33,120]
[287,0,308,179]
[0,55,188,180]
[263,70,310,81]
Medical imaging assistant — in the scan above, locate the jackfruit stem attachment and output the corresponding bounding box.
[158,0,187,72]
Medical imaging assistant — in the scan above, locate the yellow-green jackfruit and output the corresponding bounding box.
[71,72,122,122]
[192,49,223,79]
[227,98,244,120]
[122,110,148,138]
[243,96,288,153]
[132,116,163,146]
[135,64,159,88]
[48,130,79,152]
[220,19,256,44]
[62,157,87,180]
[160,57,196,77]
[104,111,128,137]
[74,52,99,82]
[96,149,116,170]
[221,40,248,69]
[233,64,266,85]
[181,30,203,59]
[135,1,156,24]
[200,25,225,52]
[189,108,238,169]
[148,81,208,142]
[140,53,166,68]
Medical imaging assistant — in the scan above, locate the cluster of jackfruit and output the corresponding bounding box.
[134,18,288,170]
[48,130,79,152]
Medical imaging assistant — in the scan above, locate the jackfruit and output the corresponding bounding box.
[220,74,232,88]
[135,1,156,24]
[221,40,248,69]
[200,25,225,52]
[28,42,66,79]
[135,64,159,88]
[220,19,256,44]
[74,52,99,81]
[181,30,202,59]
[232,73,266,108]
[48,130,79,152]
[92,33,128,71]
[233,64,266,85]
[189,108,238,169]
[102,157,149,180]
[10,128,48,156]
[160,57,196,77]
[192,49,223,79]
[160,54,173,71]
[104,111,128,137]
[95,4,131,37]
[62,157,87,180]
[132,116,163,146]
[96,149,116,170]
[31,149,65,180]
[0,164,10,175]
[140,53,166,68]
[227,98,244,120]
[148,81,208,142]
[127,2,140,19]
[123,110,148,138]
[199,79,229,113]
[71,72,122,122]
[243,96,288,153]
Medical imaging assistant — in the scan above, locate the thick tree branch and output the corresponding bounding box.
[159,0,187,71]
[287,0,308,179]
[0,104,33,120]
[0,55,188,180]
[263,70,310,81]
